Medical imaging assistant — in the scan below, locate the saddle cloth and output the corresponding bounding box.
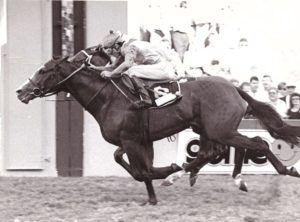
[121,75,182,108]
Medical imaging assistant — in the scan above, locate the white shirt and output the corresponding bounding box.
[268,99,287,118]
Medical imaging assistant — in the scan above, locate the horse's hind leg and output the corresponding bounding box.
[185,139,228,186]
[185,148,248,190]
[232,149,248,192]
[162,137,228,186]
[221,132,300,177]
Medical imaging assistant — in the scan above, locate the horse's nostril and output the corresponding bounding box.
[16,89,22,94]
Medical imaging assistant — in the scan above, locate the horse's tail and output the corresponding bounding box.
[236,87,300,145]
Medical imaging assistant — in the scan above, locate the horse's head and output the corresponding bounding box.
[16,56,69,104]
[16,47,111,104]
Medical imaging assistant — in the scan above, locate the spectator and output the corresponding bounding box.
[240,82,251,94]
[286,83,297,95]
[169,0,195,62]
[238,38,248,48]
[280,82,297,109]
[228,37,259,83]
[230,78,240,87]
[277,82,287,98]
[249,76,261,99]
[204,60,221,76]
[267,87,287,118]
[286,93,300,119]
[262,74,273,91]
[159,38,185,78]
[258,74,273,102]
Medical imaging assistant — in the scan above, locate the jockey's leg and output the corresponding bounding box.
[129,76,152,109]
[126,62,175,80]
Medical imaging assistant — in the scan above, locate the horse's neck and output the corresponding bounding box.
[61,65,111,114]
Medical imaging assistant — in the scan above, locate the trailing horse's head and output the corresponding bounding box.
[16,56,68,104]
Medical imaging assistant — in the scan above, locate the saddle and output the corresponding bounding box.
[121,75,182,108]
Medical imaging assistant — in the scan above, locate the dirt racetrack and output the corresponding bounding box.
[0,175,299,222]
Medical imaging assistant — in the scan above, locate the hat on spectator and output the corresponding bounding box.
[286,82,296,89]
[277,82,286,90]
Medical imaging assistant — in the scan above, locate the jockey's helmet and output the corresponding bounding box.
[101,30,125,49]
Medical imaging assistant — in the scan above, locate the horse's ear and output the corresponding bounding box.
[52,55,60,60]
[58,56,69,64]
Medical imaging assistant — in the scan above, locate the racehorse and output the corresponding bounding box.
[16,47,300,205]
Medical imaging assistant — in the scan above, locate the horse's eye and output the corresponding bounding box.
[33,88,42,96]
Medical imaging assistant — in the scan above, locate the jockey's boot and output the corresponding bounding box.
[130,76,152,109]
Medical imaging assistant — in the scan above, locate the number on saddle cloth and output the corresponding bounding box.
[150,81,182,107]
[121,75,182,108]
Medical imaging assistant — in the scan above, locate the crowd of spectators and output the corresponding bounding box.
[142,0,299,119]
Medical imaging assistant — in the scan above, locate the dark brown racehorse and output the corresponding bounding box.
[16,47,300,205]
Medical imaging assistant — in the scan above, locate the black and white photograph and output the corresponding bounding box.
[1,0,300,221]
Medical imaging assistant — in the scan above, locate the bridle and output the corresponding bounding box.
[27,48,131,110]
[28,50,93,98]
[27,49,114,110]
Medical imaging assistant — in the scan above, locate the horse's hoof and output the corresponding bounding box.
[140,200,157,206]
[189,175,198,187]
[189,169,199,187]
[234,174,248,192]
[160,171,185,186]
[149,199,158,205]
[239,180,248,192]
[289,166,300,177]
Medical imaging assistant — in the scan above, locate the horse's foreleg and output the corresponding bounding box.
[114,147,135,176]
[232,148,248,192]
[120,140,159,205]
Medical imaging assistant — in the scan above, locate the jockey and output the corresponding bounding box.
[89,30,182,109]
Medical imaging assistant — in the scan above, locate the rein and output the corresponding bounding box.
[110,78,134,102]
[29,49,103,98]
[29,48,132,111]
[28,59,86,98]
[51,63,85,94]
[84,80,109,110]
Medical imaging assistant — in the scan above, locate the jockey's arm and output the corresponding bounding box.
[89,56,121,72]
[108,47,136,77]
